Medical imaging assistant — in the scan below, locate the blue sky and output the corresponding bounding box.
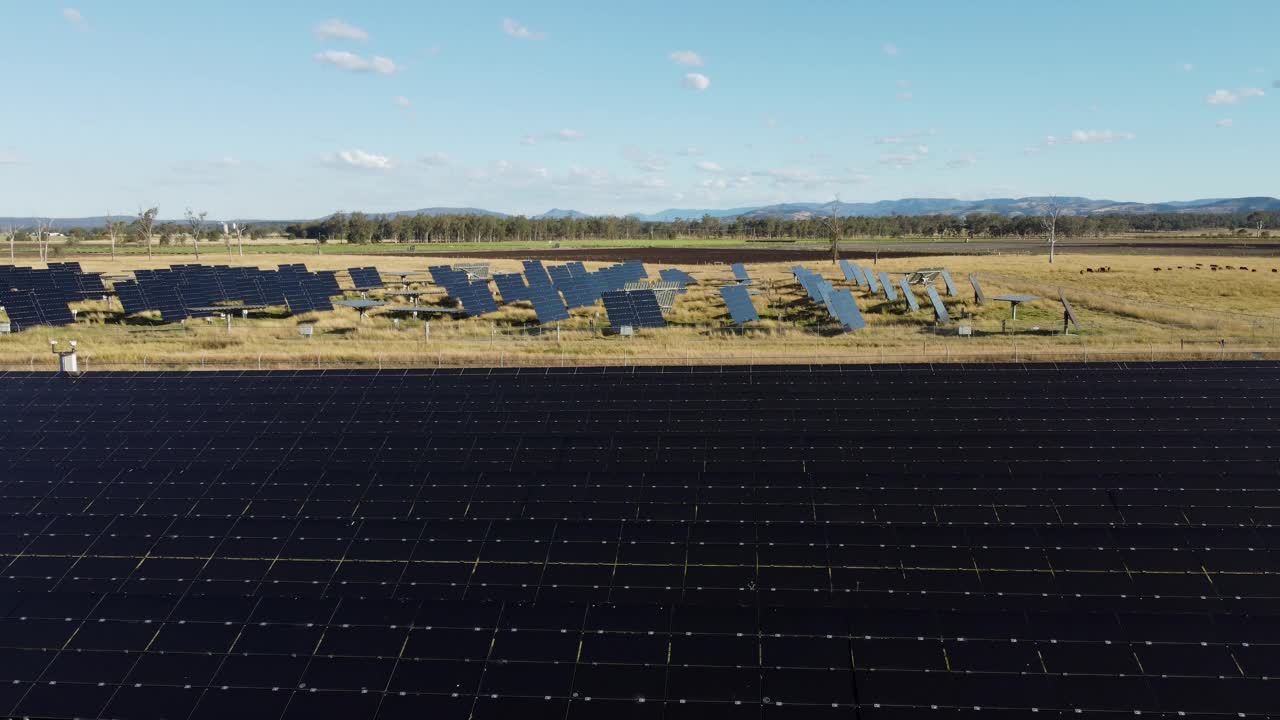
[2,0,1277,218]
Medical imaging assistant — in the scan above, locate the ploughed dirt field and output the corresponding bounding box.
[422,239,1280,264]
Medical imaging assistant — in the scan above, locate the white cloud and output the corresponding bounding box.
[523,129,586,145]
[882,42,900,57]
[502,18,546,40]
[944,155,977,169]
[314,19,368,42]
[695,160,726,173]
[1179,62,1194,72]
[879,150,928,168]
[875,129,937,145]
[1207,87,1263,105]
[669,50,705,67]
[1068,129,1136,143]
[753,168,870,188]
[424,45,442,57]
[1274,79,1280,89]
[0,148,25,165]
[1216,118,1234,128]
[61,8,84,25]
[765,117,778,129]
[1207,89,1238,105]
[676,146,703,157]
[393,95,411,108]
[329,149,395,171]
[314,50,400,74]
[622,147,668,172]
[420,152,451,167]
[896,91,913,101]
[683,73,711,91]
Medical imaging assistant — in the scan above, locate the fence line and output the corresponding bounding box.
[9,343,1277,373]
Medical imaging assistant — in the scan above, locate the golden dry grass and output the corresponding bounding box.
[3,251,1279,370]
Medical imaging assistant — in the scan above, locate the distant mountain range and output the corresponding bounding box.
[4,196,1278,229]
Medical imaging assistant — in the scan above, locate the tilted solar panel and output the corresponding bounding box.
[731,263,751,283]
[113,280,149,316]
[546,264,574,286]
[1061,289,1083,329]
[940,269,958,296]
[827,288,866,331]
[145,282,189,323]
[864,268,882,293]
[567,261,588,277]
[899,276,921,311]
[279,275,314,314]
[523,259,553,286]
[303,275,336,312]
[529,285,570,323]
[658,268,697,285]
[719,284,759,326]
[878,272,899,302]
[601,290,638,329]
[493,273,531,303]
[925,285,950,323]
[556,276,598,309]
[254,272,286,307]
[0,289,42,331]
[31,286,75,326]
[970,273,988,305]
[629,289,666,327]
[455,281,498,316]
[428,265,470,294]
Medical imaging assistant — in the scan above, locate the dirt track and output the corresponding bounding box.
[422,240,1280,264]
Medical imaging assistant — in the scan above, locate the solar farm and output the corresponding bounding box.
[0,251,1278,369]
[1,363,1280,719]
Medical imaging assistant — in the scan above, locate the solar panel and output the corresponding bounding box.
[493,273,531,303]
[838,259,867,287]
[864,268,882,293]
[719,284,759,326]
[601,289,666,329]
[1060,289,1083,330]
[566,261,588,277]
[658,268,697,285]
[940,269,958,296]
[429,266,471,295]
[556,276,598,309]
[970,273,988,304]
[114,280,149,315]
[621,259,648,280]
[529,284,570,323]
[731,263,752,284]
[878,272,898,302]
[303,275,336,312]
[455,281,498,316]
[899,276,920,311]
[826,288,866,331]
[348,266,384,290]
[925,285,950,323]
[523,260,553,286]
[0,289,42,331]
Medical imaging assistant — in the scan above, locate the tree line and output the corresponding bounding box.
[275,210,1279,244]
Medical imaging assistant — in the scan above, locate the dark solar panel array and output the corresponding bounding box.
[454,282,498,317]
[1,263,104,303]
[864,268,882,294]
[718,284,759,325]
[731,262,751,284]
[348,267,385,291]
[493,273,531,303]
[0,289,43,331]
[940,269,959,297]
[0,364,1277,719]
[601,289,666,329]
[528,284,570,324]
[827,288,866,331]
[523,260,553,287]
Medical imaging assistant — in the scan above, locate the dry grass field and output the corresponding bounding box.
[3,251,1279,370]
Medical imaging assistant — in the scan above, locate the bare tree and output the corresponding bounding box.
[184,208,206,260]
[1041,197,1064,264]
[136,208,158,261]
[34,218,54,263]
[828,196,843,265]
[231,222,247,257]
[4,224,13,262]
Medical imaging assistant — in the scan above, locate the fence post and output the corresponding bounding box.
[258,354,263,370]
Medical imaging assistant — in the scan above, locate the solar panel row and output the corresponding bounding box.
[0,364,1276,719]
[718,284,759,326]
[601,289,666,329]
